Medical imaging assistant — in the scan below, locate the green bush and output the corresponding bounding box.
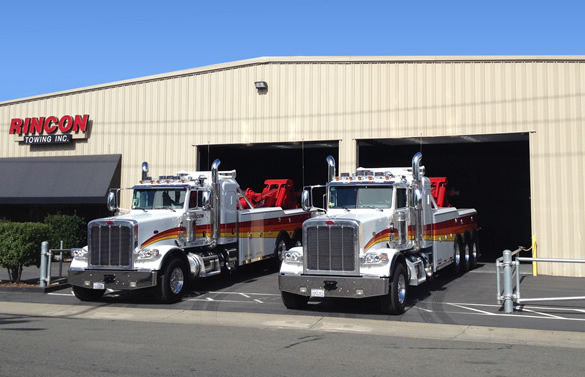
[0,223,50,282]
[44,213,87,249]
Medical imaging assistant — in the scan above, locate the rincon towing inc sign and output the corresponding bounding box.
[9,114,90,145]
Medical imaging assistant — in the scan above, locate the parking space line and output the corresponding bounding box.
[193,291,280,297]
[186,298,263,304]
[446,303,497,315]
[411,306,433,313]
[517,307,565,319]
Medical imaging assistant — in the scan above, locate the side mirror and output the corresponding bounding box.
[201,191,210,209]
[107,191,118,212]
[301,190,311,212]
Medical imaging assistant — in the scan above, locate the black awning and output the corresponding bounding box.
[0,154,121,204]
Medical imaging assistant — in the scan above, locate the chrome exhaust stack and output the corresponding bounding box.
[209,159,221,249]
[326,155,336,183]
[412,152,422,182]
[411,152,424,251]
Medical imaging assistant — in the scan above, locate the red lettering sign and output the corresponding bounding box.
[30,117,44,134]
[44,116,58,134]
[9,119,23,134]
[8,115,89,138]
[73,115,88,132]
[58,115,73,133]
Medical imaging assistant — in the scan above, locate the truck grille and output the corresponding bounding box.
[305,222,358,275]
[88,221,135,269]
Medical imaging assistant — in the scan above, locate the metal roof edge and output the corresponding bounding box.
[2,55,585,105]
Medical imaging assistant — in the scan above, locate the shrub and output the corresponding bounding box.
[0,223,50,282]
[44,213,87,249]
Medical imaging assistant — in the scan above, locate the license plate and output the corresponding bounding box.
[311,289,325,297]
[93,282,105,290]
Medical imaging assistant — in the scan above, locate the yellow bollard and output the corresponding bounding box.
[532,235,538,276]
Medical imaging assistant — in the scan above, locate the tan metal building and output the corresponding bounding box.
[1,56,584,277]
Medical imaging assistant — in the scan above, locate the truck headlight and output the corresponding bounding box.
[362,251,389,265]
[283,250,303,263]
[72,248,88,260]
[135,248,160,259]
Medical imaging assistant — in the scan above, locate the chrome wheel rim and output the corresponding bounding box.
[277,240,287,259]
[170,267,184,294]
[397,274,406,304]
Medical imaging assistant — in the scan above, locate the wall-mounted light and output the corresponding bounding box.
[254,81,268,90]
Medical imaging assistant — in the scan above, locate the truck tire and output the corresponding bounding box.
[292,229,303,247]
[72,286,105,301]
[380,263,407,315]
[273,234,291,269]
[156,258,187,304]
[469,233,479,270]
[461,235,471,273]
[281,291,309,309]
[451,236,463,275]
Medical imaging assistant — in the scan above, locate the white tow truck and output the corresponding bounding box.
[278,153,479,314]
[69,160,311,303]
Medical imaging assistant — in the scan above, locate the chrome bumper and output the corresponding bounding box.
[278,274,389,298]
[68,269,158,290]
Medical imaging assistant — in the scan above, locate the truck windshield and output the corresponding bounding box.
[329,186,393,209]
[132,189,186,210]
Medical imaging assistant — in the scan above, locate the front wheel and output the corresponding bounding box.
[156,258,188,304]
[273,234,291,270]
[72,286,105,301]
[380,263,407,315]
[281,291,309,310]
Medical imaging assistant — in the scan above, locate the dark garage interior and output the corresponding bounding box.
[358,133,532,261]
[197,141,339,194]
[197,135,531,262]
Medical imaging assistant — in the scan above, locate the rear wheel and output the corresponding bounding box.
[461,236,471,273]
[451,236,463,275]
[469,234,479,270]
[380,263,407,315]
[72,286,105,301]
[156,258,187,304]
[281,291,309,309]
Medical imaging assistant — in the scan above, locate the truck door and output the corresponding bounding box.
[222,188,238,244]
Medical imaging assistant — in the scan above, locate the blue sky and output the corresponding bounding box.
[1,0,583,102]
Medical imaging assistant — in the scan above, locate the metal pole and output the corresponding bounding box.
[59,240,64,278]
[47,248,52,286]
[515,259,521,302]
[40,241,49,288]
[503,249,514,313]
[496,259,502,304]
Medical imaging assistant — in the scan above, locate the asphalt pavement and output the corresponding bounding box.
[1,258,585,337]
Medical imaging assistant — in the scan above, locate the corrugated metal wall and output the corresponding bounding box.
[1,56,584,276]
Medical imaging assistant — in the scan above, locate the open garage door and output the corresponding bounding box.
[358,133,531,261]
[197,141,338,194]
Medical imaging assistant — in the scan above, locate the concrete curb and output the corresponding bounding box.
[0,281,70,294]
[2,301,585,349]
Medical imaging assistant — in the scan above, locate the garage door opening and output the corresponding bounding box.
[197,141,338,194]
[358,134,531,261]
